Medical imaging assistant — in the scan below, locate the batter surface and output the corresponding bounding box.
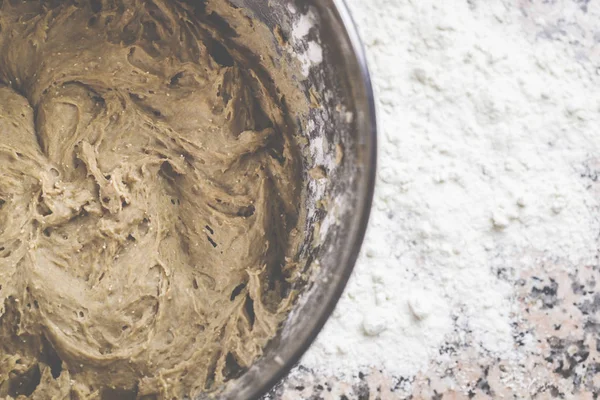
[0,1,303,398]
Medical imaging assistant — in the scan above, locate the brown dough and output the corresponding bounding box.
[0,1,304,398]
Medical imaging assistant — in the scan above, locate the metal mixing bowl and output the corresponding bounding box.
[210,0,377,398]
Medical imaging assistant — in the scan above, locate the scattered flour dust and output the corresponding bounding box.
[298,0,600,380]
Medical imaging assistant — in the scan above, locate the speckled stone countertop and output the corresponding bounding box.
[264,0,600,399]
[269,262,600,399]
[268,262,600,398]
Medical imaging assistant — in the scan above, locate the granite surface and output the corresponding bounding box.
[266,0,600,399]
[268,263,600,398]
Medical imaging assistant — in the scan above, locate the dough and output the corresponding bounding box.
[0,1,304,398]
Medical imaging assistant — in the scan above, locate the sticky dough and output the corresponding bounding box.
[0,1,303,398]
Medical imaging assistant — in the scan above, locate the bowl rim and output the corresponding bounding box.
[249,0,378,398]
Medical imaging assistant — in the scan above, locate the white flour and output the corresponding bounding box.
[299,0,600,379]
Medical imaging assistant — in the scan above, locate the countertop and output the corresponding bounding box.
[267,0,600,399]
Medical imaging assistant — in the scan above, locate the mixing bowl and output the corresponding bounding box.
[0,0,372,398]
[210,0,377,398]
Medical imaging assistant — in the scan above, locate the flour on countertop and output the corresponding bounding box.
[297,0,600,381]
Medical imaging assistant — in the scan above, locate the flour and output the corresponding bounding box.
[298,0,600,381]
[289,6,323,76]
